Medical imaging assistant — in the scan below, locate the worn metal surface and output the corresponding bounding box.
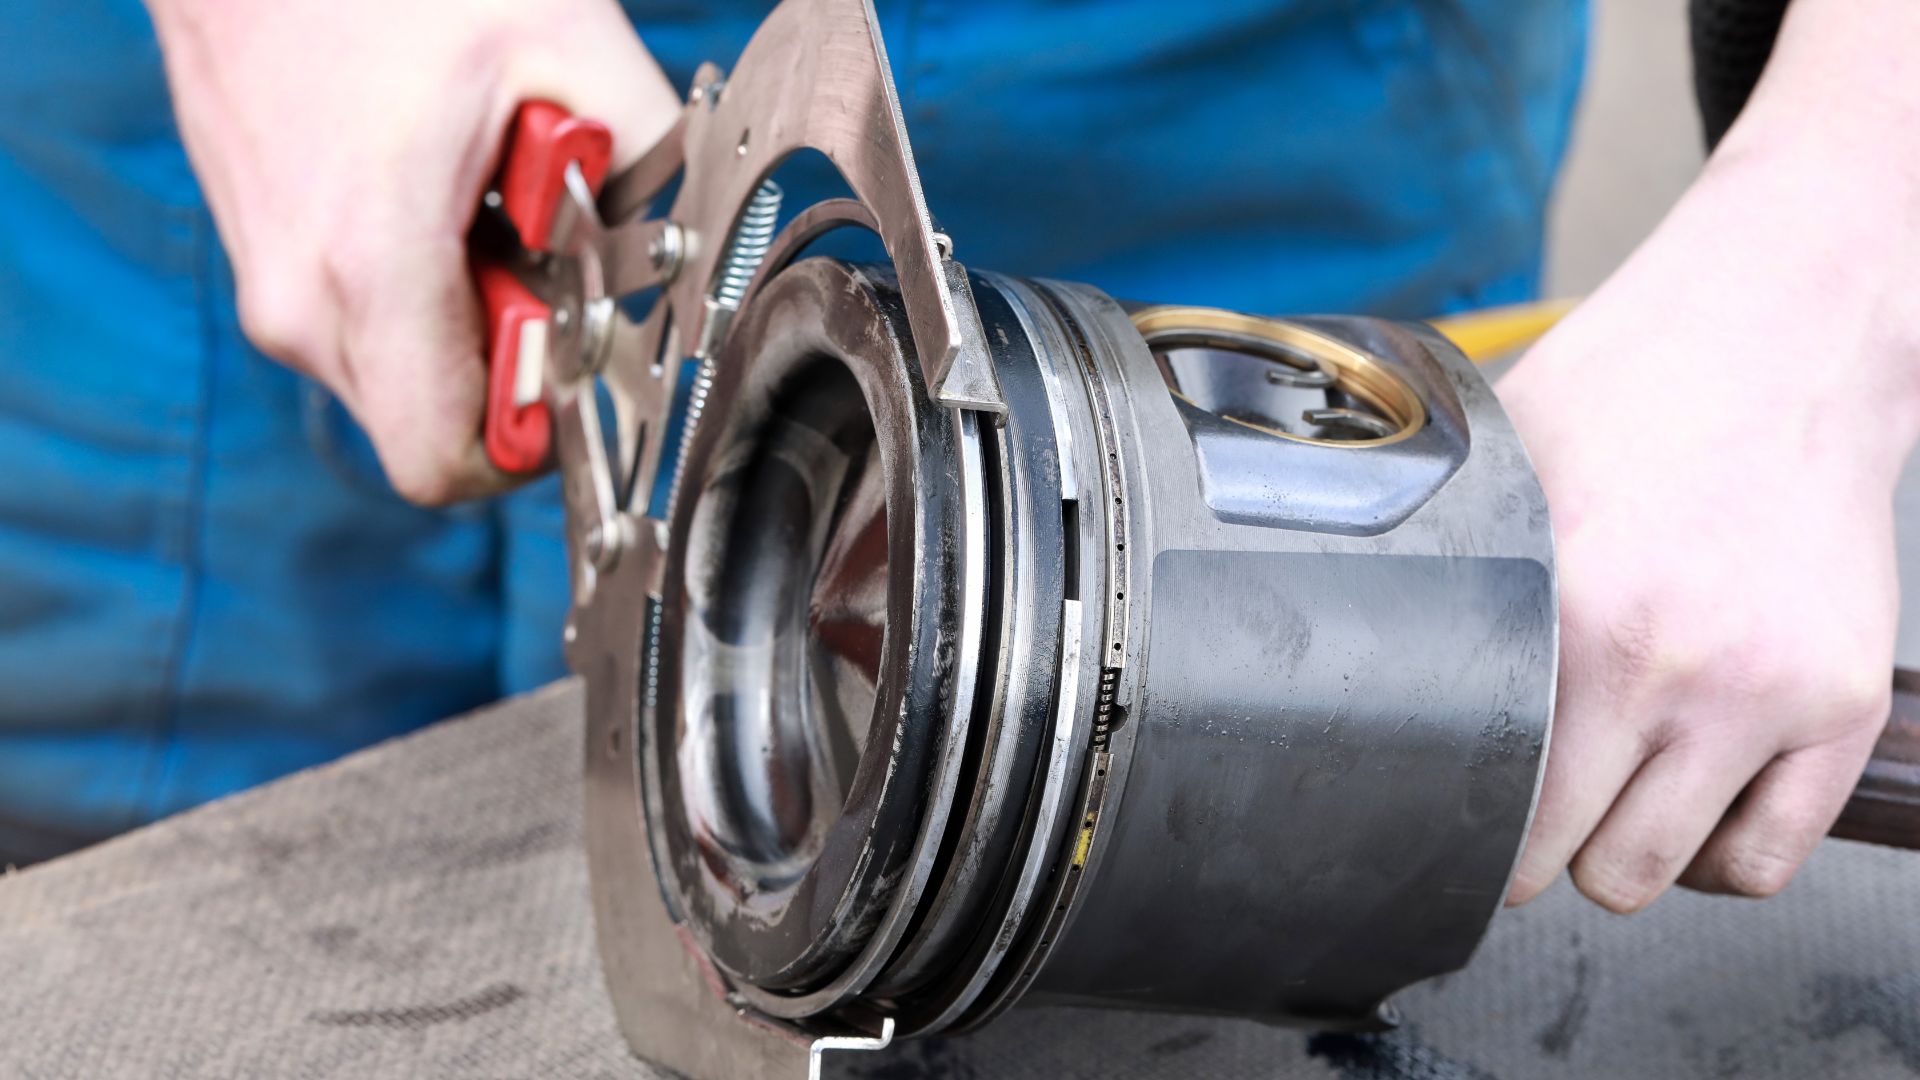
[1003,287,1556,1028]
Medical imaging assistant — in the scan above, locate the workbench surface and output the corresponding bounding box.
[2,673,1917,1079]
[11,464,1920,1079]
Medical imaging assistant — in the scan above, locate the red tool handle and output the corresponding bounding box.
[476,101,614,474]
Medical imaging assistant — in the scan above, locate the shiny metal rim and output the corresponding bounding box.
[1131,305,1427,447]
[864,273,1086,1033]
[647,258,991,1016]
[642,261,1121,1038]
[945,277,1145,1033]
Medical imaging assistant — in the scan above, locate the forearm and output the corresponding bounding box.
[142,0,679,163]
[1686,0,1920,460]
[1517,0,1920,511]
[1728,0,1920,169]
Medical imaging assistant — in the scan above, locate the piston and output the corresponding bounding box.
[546,0,1556,1062]
[631,256,1554,1037]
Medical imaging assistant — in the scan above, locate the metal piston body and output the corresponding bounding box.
[598,255,1556,1045]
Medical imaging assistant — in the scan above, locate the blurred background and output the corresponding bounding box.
[1549,1,1701,296]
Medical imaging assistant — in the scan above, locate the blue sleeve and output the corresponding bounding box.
[494,472,572,694]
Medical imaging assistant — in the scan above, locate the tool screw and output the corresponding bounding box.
[650,222,685,279]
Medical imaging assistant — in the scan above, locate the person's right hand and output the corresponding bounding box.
[146,0,680,503]
[1498,0,1920,912]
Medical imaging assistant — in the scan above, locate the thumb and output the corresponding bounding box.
[509,15,683,173]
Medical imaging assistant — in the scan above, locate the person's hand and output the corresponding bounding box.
[1498,70,1920,910]
[146,0,680,503]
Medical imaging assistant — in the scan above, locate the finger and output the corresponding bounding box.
[513,14,682,170]
[1678,736,1876,897]
[335,231,519,505]
[574,41,681,171]
[1506,690,1655,905]
[1567,732,1777,913]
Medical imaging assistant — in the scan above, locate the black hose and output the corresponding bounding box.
[1689,0,1792,149]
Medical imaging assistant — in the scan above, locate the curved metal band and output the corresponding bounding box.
[664,0,998,410]
[657,259,991,1020]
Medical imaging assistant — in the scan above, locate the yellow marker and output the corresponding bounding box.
[1072,822,1095,869]
[1429,298,1577,365]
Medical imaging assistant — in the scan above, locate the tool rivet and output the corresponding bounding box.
[584,519,623,570]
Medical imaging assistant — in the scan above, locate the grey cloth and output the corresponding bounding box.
[2,679,1917,1079]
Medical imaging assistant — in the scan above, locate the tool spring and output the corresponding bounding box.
[713,181,783,309]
